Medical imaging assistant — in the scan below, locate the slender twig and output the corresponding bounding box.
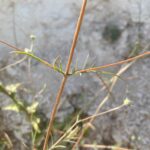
[76,51,150,74]
[81,104,126,122]
[4,132,13,149]
[0,56,27,72]
[12,2,18,47]
[0,40,22,51]
[82,144,134,150]
[95,73,115,101]
[42,1,87,150]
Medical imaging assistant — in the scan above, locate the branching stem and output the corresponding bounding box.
[42,1,87,150]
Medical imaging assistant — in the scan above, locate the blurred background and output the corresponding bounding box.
[0,0,150,149]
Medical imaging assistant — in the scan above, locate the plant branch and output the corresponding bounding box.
[75,51,150,74]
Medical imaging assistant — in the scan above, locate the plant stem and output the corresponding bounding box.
[42,1,87,150]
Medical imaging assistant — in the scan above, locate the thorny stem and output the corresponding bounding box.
[42,1,87,150]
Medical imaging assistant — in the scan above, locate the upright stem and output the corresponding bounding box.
[42,1,87,150]
[65,0,87,75]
